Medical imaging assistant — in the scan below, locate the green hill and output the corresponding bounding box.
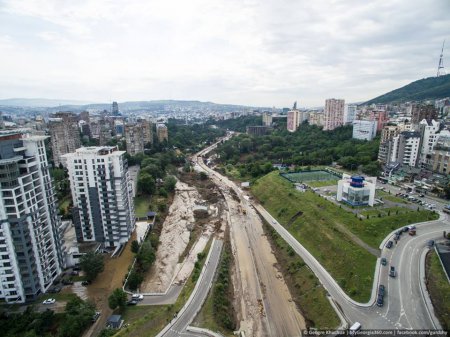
[366,74,450,104]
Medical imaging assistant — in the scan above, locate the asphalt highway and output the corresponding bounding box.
[158,239,223,337]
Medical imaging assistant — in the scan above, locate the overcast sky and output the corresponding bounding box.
[0,0,449,107]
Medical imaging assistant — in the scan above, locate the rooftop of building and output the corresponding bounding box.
[63,146,125,157]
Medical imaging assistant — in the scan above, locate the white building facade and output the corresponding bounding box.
[344,104,357,124]
[0,131,64,303]
[352,120,377,141]
[63,146,135,248]
[337,174,376,207]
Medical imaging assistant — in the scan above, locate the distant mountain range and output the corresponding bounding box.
[0,98,95,107]
[0,99,263,115]
[366,74,450,105]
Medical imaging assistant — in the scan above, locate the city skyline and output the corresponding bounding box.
[0,0,449,107]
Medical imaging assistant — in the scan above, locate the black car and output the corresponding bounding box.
[378,284,385,296]
[381,257,387,266]
[81,281,90,286]
[386,241,393,249]
[376,295,384,307]
[389,266,396,278]
[127,300,138,306]
[394,234,400,241]
[402,226,409,233]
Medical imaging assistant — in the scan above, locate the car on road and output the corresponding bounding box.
[127,300,138,306]
[349,322,362,335]
[42,298,56,305]
[419,194,425,198]
[394,234,400,241]
[132,294,144,301]
[389,266,396,277]
[402,226,409,233]
[427,240,435,248]
[381,257,387,266]
[376,294,384,307]
[386,241,393,249]
[92,311,101,322]
[378,284,385,296]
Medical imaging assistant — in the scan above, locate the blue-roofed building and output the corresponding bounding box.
[336,174,377,206]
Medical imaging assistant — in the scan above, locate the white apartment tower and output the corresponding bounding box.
[63,147,135,248]
[324,99,345,131]
[344,104,357,124]
[0,131,64,303]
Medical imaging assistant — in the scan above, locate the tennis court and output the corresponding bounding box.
[281,170,341,183]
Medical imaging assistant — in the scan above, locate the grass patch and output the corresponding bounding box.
[307,180,338,188]
[426,250,450,330]
[251,172,439,301]
[261,219,340,329]
[115,239,213,337]
[134,195,151,218]
[251,172,376,301]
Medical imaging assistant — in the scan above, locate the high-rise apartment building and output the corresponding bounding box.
[0,131,64,303]
[156,124,168,143]
[323,99,345,131]
[431,132,450,174]
[112,101,119,116]
[139,119,153,146]
[125,123,145,156]
[308,112,324,126]
[262,112,273,126]
[63,147,135,247]
[418,119,441,167]
[287,109,299,132]
[344,104,357,124]
[48,112,81,167]
[390,131,421,167]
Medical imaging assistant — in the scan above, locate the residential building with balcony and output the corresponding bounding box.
[323,98,345,131]
[48,112,81,167]
[63,146,135,248]
[0,131,64,303]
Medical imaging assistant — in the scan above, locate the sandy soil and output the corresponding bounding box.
[204,164,306,337]
[141,181,215,293]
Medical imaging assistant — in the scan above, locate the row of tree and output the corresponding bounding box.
[214,122,381,178]
[1,296,96,337]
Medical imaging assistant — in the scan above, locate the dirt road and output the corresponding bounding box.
[197,154,306,337]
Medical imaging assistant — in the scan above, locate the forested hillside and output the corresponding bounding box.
[214,123,380,179]
[366,74,450,104]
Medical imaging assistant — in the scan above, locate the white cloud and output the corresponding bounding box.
[0,0,449,106]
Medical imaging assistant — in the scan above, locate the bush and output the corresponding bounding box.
[80,252,104,282]
[108,288,127,310]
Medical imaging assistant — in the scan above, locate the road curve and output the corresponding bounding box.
[157,239,224,337]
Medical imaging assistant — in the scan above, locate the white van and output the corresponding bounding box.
[349,322,361,335]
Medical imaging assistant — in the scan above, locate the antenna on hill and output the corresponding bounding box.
[437,40,446,77]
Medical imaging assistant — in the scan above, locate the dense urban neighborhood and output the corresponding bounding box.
[1,1,450,336]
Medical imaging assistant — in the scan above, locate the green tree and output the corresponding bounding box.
[138,173,156,195]
[131,240,140,254]
[137,241,156,271]
[164,175,177,192]
[80,252,104,282]
[127,270,144,291]
[108,288,127,310]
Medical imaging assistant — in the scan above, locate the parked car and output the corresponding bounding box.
[381,258,387,266]
[376,295,384,307]
[42,298,56,305]
[62,279,74,285]
[427,240,435,248]
[402,226,409,233]
[127,300,138,306]
[81,281,90,286]
[394,234,400,241]
[389,266,396,277]
[48,286,61,293]
[419,194,425,198]
[92,311,101,322]
[378,284,385,296]
[132,294,144,301]
[386,241,393,249]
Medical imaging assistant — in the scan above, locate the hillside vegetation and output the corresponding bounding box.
[366,74,450,104]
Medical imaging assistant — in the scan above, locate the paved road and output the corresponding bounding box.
[158,239,223,337]
[138,284,183,305]
[196,136,449,331]
[255,203,449,330]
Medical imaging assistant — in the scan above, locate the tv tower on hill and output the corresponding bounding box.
[437,40,446,77]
